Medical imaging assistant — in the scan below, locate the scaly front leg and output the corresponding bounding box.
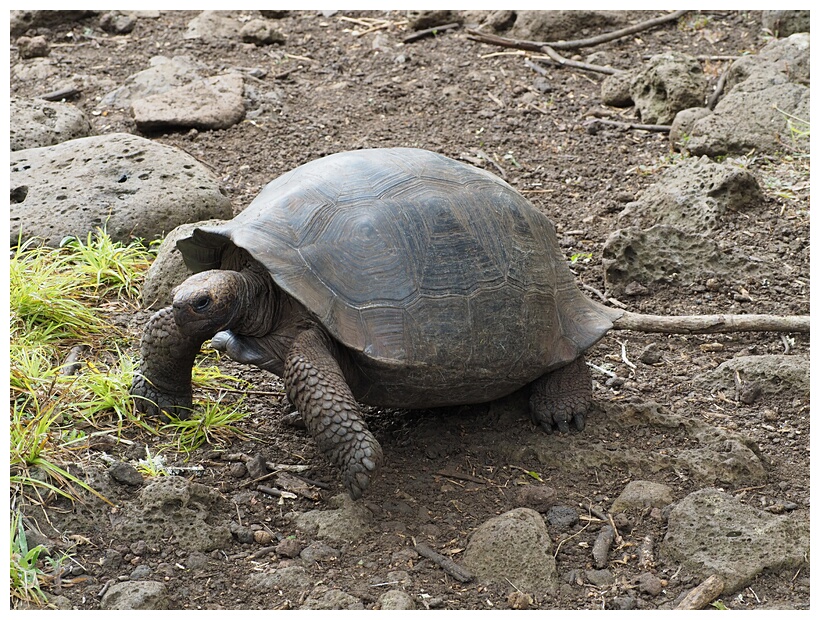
[131,307,206,420]
[284,327,383,499]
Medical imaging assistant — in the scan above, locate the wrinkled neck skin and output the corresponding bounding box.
[216,247,286,338]
[215,248,322,375]
[233,266,280,337]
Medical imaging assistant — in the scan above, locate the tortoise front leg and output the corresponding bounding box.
[284,327,383,499]
[131,306,205,420]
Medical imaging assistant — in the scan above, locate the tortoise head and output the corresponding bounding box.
[172,269,245,339]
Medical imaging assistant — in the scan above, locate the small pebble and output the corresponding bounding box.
[738,382,762,404]
[639,343,663,365]
[637,571,663,596]
[507,591,533,609]
[276,537,302,558]
[608,596,637,610]
[624,281,650,296]
[17,35,50,58]
[585,568,615,587]
[546,505,579,530]
[515,485,558,512]
[229,462,247,478]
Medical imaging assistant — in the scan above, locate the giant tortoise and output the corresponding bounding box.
[132,147,807,498]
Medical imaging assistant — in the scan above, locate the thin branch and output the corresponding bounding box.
[707,64,732,110]
[585,118,671,133]
[547,10,690,49]
[537,46,620,75]
[403,22,460,44]
[523,57,550,77]
[39,86,81,101]
[414,542,473,583]
[466,28,545,54]
[611,311,810,334]
[580,281,609,303]
[675,574,725,610]
[466,10,689,53]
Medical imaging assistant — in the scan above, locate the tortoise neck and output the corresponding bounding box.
[234,265,279,337]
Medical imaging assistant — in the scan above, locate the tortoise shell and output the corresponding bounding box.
[176,148,614,407]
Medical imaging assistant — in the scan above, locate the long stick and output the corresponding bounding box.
[466,10,689,53]
[612,311,810,334]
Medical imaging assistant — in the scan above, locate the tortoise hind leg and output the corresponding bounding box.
[529,355,592,434]
[284,327,383,499]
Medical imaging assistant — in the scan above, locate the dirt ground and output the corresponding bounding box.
[10,10,810,610]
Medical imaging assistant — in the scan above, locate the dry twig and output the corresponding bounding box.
[612,312,809,334]
[585,118,671,133]
[707,64,732,110]
[414,541,473,583]
[675,574,725,610]
[403,22,460,44]
[466,10,689,53]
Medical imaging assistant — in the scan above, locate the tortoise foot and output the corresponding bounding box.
[338,431,383,500]
[529,355,592,434]
[131,372,194,421]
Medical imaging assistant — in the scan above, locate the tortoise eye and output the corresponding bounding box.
[193,295,211,311]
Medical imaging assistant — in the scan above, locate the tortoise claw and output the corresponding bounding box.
[572,412,586,432]
[555,418,571,434]
[342,448,381,500]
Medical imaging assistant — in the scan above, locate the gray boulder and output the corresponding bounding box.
[11,57,58,84]
[611,480,675,513]
[762,11,810,37]
[725,32,810,89]
[463,508,558,595]
[630,52,708,125]
[101,55,206,109]
[141,219,227,310]
[669,106,712,149]
[100,581,169,610]
[603,225,732,293]
[511,10,628,42]
[600,69,636,107]
[662,488,809,594]
[10,10,97,36]
[240,19,286,45]
[377,590,416,610]
[683,34,810,156]
[132,73,245,132]
[99,11,138,34]
[498,401,766,486]
[10,133,232,247]
[289,494,373,543]
[112,476,232,552]
[184,11,243,41]
[10,97,94,151]
[16,35,50,59]
[617,156,763,233]
[695,355,809,402]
